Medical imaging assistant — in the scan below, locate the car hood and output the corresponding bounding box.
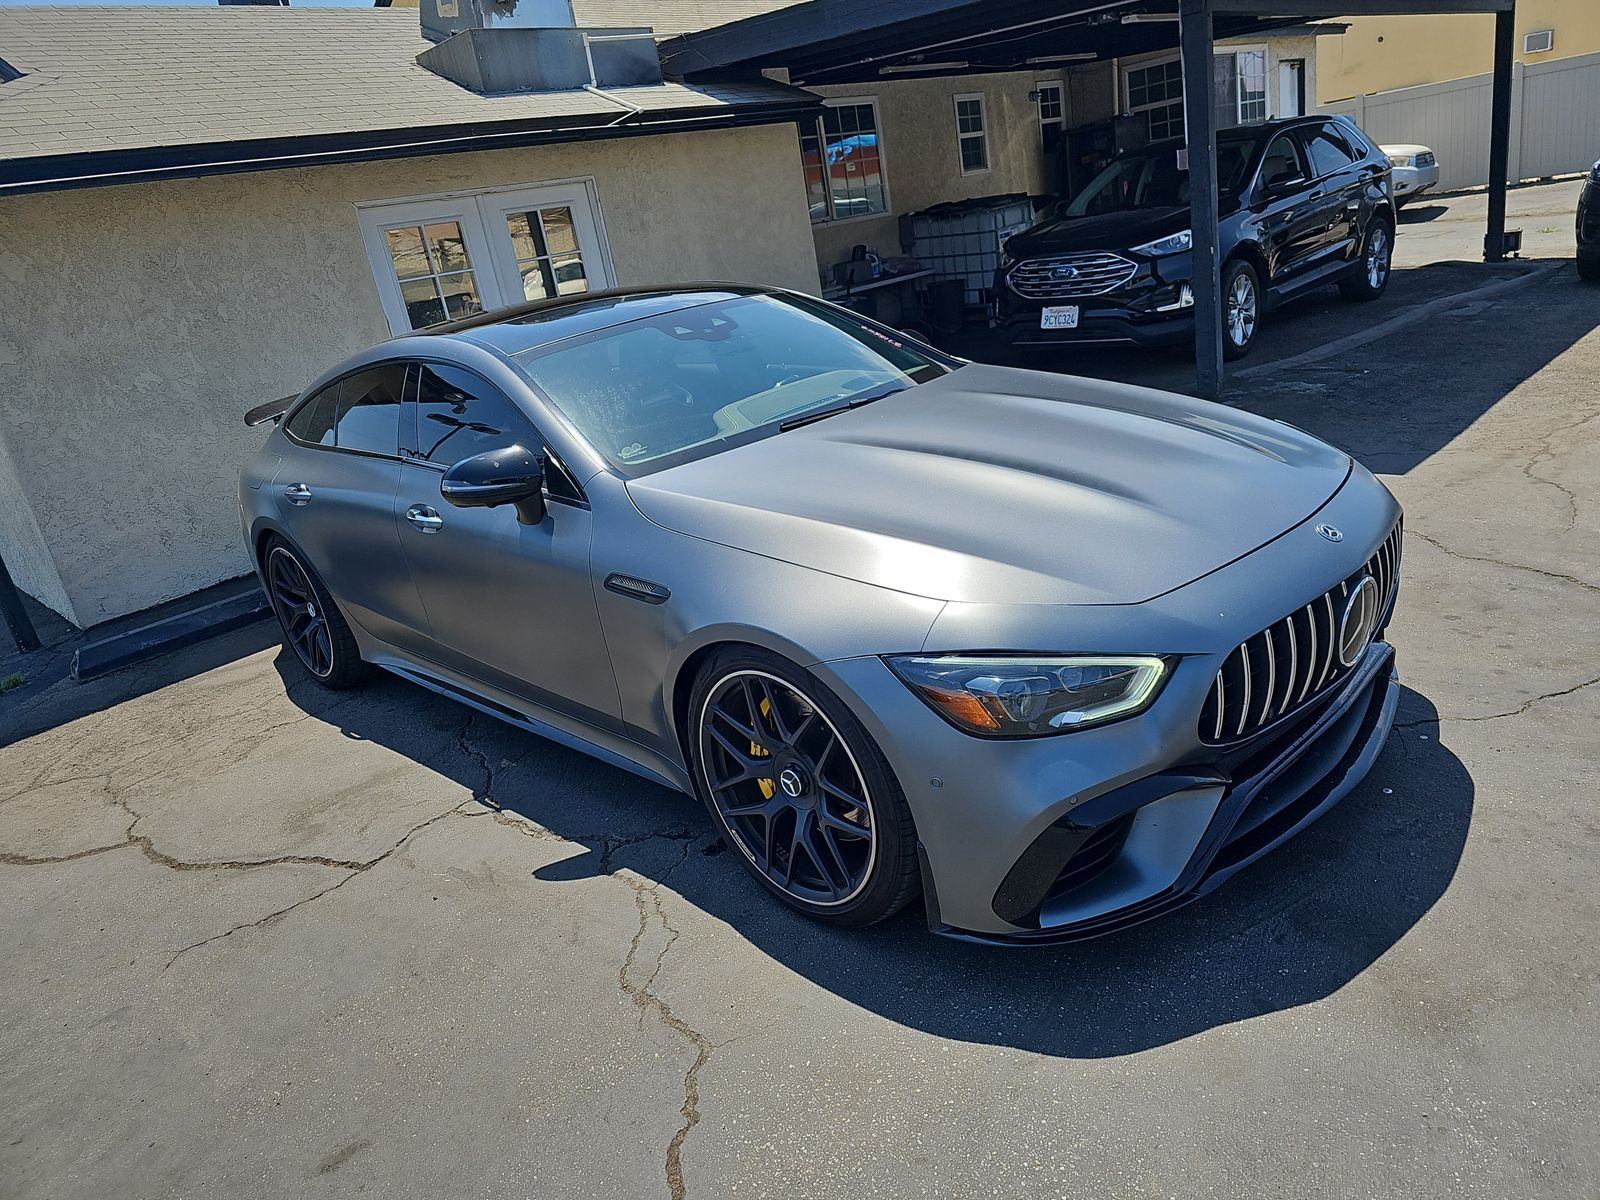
[1381,143,1431,156]
[625,364,1352,607]
[1005,205,1216,257]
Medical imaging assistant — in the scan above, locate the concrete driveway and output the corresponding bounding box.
[3,191,1599,1199]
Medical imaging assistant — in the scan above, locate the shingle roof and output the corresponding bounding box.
[571,1,807,36]
[0,5,812,165]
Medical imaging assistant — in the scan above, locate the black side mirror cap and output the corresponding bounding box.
[440,444,547,525]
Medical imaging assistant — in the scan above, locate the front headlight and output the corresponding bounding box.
[1388,154,1413,168]
[886,655,1170,737]
[1130,229,1192,257]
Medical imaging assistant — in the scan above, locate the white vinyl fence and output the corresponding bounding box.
[1323,48,1600,191]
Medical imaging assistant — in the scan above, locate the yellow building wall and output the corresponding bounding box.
[1318,1,1600,102]
[0,123,817,625]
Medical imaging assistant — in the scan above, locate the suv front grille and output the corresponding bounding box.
[1008,251,1137,300]
[1416,151,1437,168]
[1200,522,1402,744]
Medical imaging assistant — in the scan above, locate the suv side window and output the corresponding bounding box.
[284,383,338,446]
[1260,134,1307,191]
[333,364,407,457]
[1302,123,1359,179]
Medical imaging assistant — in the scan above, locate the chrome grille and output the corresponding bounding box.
[1200,522,1402,744]
[1415,151,1436,168]
[1008,251,1137,300]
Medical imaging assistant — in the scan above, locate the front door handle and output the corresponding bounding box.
[283,483,312,506]
[406,504,444,534]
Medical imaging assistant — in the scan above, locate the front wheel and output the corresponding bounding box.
[687,649,920,926]
[1340,219,1394,301]
[1221,258,1262,361]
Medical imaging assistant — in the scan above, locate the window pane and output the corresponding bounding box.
[540,207,578,256]
[960,137,988,172]
[285,384,338,446]
[519,259,556,301]
[506,211,548,262]
[438,271,482,320]
[425,221,471,274]
[334,364,405,456]
[552,255,589,295]
[385,226,430,281]
[415,364,536,467]
[400,276,445,329]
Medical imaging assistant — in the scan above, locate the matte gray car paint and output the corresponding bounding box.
[242,292,1400,939]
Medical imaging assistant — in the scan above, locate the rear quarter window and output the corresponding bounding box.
[284,384,338,446]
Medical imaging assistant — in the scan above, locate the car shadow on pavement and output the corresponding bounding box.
[282,654,1470,1061]
[1397,204,1448,224]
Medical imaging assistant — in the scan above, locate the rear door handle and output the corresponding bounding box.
[283,483,312,506]
[406,504,444,534]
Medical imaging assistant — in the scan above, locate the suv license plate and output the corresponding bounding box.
[1040,306,1080,330]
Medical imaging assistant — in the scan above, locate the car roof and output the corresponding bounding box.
[414,283,771,358]
[1135,115,1332,156]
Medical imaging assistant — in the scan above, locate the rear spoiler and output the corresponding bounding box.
[244,394,296,428]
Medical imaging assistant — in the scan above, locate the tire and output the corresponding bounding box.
[1578,255,1600,282]
[261,536,372,690]
[1221,258,1262,361]
[1340,217,1394,302]
[687,647,920,927]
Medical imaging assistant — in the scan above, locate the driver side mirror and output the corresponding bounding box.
[1265,169,1308,196]
[440,444,546,525]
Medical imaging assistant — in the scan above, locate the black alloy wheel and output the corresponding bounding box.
[690,652,919,925]
[263,539,371,689]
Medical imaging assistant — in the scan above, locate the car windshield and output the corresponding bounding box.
[511,293,953,475]
[1063,135,1262,217]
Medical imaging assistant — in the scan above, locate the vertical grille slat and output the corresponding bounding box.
[1200,522,1401,744]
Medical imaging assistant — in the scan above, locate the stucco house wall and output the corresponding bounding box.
[0,122,816,627]
[807,72,1055,276]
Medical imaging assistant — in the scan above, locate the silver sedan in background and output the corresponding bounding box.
[240,285,1402,944]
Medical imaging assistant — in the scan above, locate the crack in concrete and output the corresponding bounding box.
[454,711,498,806]
[1395,670,1600,729]
[614,840,713,1200]
[159,802,471,971]
[1517,405,1598,534]
[1406,527,1600,595]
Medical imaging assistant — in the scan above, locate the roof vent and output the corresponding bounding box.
[417,0,661,94]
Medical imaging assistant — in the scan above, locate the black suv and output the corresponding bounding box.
[993,115,1396,359]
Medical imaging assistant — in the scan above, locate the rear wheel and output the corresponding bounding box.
[1221,258,1261,361]
[1340,218,1393,301]
[687,649,920,926]
[262,537,372,689]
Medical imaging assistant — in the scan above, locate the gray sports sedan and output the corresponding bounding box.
[240,284,1402,944]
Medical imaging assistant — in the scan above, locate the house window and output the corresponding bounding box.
[1125,59,1186,140]
[1229,48,1269,124]
[799,99,887,224]
[357,181,613,336]
[1036,81,1065,153]
[954,93,990,174]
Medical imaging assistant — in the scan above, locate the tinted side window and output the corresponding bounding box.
[1303,124,1358,178]
[1260,134,1306,188]
[334,364,406,456]
[414,364,535,467]
[285,384,338,446]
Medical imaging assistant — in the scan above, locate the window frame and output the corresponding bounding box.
[799,96,891,226]
[1229,44,1269,124]
[355,180,616,337]
[1035,80,1065,151]
[282,363,412,463]
[1123,56,1186,141]
[953,92,991,177]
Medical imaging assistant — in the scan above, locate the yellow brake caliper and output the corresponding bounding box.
[753,697,776,799]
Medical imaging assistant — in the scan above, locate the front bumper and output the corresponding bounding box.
[991,252,1195,349]
[813,475,1403,942]
[1391,164,1440,201]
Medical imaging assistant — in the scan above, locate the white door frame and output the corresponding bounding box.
[356,178,616,335]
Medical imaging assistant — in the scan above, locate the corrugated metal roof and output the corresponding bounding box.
[0,5,811,163]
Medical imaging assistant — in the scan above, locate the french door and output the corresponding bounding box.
[358,181,614,335]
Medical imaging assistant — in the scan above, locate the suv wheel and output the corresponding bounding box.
[262,537,372,689]
[1340,218,1393,301]
[1221,259,1261,361]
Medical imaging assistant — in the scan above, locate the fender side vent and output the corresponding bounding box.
[604,574,670,605]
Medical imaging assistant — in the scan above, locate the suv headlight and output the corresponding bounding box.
[886,655,1170,737]
[1388,154,1413,168]
[1130,229,1192,257]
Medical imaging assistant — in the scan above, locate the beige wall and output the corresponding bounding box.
[0,122,816,626]
[807,72,1056,275]
[1318,1,1600,102]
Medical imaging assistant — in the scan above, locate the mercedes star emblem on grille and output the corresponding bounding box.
[1337,575,1380,667]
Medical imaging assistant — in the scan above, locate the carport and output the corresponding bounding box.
[662,0,1521,399]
